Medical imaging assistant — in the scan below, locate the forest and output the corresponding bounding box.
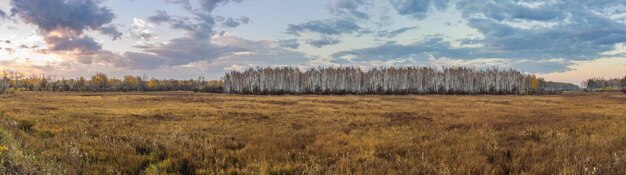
[224,67,580,94]
[3,67,625,95]
[583,77,626,92]
[0,71,223,94]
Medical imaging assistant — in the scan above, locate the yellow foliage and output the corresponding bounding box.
[147,79,159,90]
[530,75,540,92]
[0,145,8,152]
[6,88,20,95]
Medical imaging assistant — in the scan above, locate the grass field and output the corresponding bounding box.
[0,92,625,174]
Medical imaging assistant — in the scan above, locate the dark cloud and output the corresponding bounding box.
[376,26,418,38]
[0,10,7,20]
[238,16,250,24]
[45,36,102,54]
[136,0,256,69]
[307,36,341,48]
[456,0,565,22]
[334,0,626,73]
[286,18,361,36]
[99,25,123,40]
[390,0,449,19]
[278,39,300,49]
[10,0,116,36]
[108,36,312,71]
[219,16,250,28]
[164,0,192,10]
[143,37,244,66]
[332,36,479,62]
[135,33,154,41]
[328,0,369,19]
[222,17,241,28]
[147,10,172,24]
[9,0,121,61]
[457,0,626,60]
[146,11,214,40]
[148,0,249,40]
[197,0,245,13]
[119,52,169,69]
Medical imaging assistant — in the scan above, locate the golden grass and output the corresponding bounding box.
[0,92,625,174]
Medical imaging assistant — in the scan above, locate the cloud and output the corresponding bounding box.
[218,16,250,28]
[131,0,253,70]
[147,10,172,24]
[376,26,418,38]
[307,36,341,48]
[238,16,250,24]
[44,36,102,55]
[99,25,123,40]
[457,0,626,60]
[164,0,192,10]
[118,52,169,70]
[456,0,566,22]
[147,12,211,40]
[508,59,574,73]
[197,0,246,13]
[0,58,57,73]
[149,1,249,41]
[0,10,7,20]
[278,39,300,49]
[143,37,244,66]
[221,17,241,28]
[332,36,478,62]
[104,36,313,71]
[286,18,361,36]
[390,0,449,19]
[10,0,117,37]
[333,0,626,73]
[328,0,369,19]
[9,0,120,60]
[201,36,314,73]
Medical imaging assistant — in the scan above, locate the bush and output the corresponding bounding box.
[5,88,19,95]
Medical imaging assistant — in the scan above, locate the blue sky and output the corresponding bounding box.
[0,0,625,84]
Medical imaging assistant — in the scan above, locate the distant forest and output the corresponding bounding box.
[224,67,582,95]
[1,67,624,95]
[583,77,626,92]
[0,71,223,93]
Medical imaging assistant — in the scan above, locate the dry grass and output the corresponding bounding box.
[0,91,625,174]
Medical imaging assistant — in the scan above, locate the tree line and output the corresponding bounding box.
[0,71,223,94]
[224,67,580,95]
[583,76,626,92]
[6,68,620,95]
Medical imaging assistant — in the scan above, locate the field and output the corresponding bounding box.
[0,92,625,174]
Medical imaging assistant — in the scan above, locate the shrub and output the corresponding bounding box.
[17,120,34,133]
[6,88,19,95]
[0,145,8,153]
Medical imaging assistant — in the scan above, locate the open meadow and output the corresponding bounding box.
[0,92,625,174]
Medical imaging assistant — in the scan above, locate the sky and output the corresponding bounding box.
[0,0,625,85]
